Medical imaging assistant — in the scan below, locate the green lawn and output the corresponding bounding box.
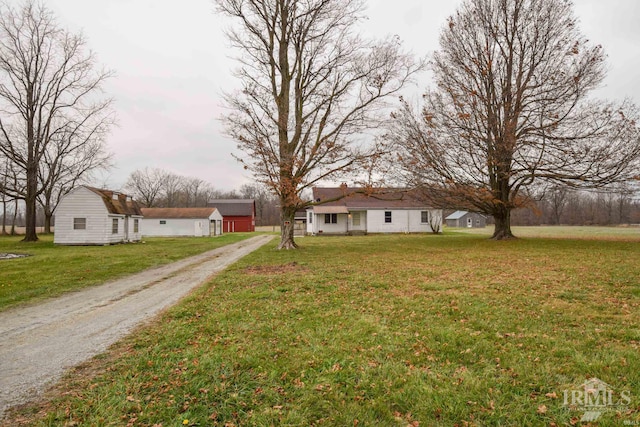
[0,233,252,312]
[9,232,640,426]
[451,224,640,240]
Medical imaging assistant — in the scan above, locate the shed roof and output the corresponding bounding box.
[445,211,469,220]
[207,199,255,216]
[311,187,432,210]
[85,186,143,216]
[141,207,218,219]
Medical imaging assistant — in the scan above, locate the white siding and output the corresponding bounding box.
[141,218,208,237]
[313,213,348,234]
[141,210,223,237]
[126,216,143,242]
[54,187,111,245]
[367,209,441,233]
[306,208,442,235]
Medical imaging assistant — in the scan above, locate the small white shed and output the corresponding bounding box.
[140,208,223,237]
[54,186,143,245]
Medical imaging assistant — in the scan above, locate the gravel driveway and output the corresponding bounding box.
[0,234,274,419]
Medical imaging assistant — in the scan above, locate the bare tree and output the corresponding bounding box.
[0,1,113,241]
[182,177,210,207]
[162,173,185,208]
[0,155,24,234]
[240,182,279,226]
[38,122,113,233]
[391,0,640,240]
[547,185,569,225]
[216,0,423,249]
[124,167,170,207]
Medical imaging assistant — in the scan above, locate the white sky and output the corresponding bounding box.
[37,0,640,191]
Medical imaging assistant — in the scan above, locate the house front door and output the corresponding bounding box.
[467,217,473,228]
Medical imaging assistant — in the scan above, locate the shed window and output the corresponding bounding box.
[111,218,118,234]
[159,220,167,225]
[73,218,86,230]
[324,213,337,224]
[134,219,139,233]
[384,211,392,223]
[421,211,429,223]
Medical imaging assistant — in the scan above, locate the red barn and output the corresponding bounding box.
[207,199,256,232]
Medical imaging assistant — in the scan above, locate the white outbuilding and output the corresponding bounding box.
[54,186,143,245]
[140,208,223,237]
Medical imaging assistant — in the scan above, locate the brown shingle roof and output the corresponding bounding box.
[85,186,143,216]
[141,207,218,219]
[312,187,432,209]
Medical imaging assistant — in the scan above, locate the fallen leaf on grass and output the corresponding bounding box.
[537,404,547,414]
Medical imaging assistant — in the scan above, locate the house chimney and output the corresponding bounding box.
[112,192,119,200]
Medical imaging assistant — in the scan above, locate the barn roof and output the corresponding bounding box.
[207,199,255,216]
[141,207,218,219]
[85,186,143,216]
[311,187,432,210]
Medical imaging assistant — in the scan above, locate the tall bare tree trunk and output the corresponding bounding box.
[10,199,18,235]
[1,198,7,235]
[278,205,297,250]
[43,206,52,234]
[492,207,514,240]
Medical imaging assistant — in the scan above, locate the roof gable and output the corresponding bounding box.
[311,187,432,209]
[84,186,143,216]
[141,207,218,219]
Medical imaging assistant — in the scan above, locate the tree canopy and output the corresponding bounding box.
[216,0,423,248]
[390,0,640,239]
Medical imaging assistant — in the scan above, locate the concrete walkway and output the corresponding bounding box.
[0,234,274,419]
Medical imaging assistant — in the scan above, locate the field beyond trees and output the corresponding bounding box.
[8,229,639,426]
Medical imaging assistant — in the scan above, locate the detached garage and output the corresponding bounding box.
[141,208,223,237]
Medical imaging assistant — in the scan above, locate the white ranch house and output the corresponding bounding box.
[140,207,223,237]
[306,187,442,235]
[54,186,143,245]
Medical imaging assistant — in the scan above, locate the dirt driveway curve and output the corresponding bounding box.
[0,234,274,419]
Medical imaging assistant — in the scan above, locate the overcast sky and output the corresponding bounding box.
[38,0,640,191]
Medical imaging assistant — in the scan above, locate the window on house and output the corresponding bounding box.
[421,211,429,223]
[308,212,312,223]
[324,213,337,224]
[73,218,86,230]
[160,220,166,225]
[384,211,392,223]
[112,218,118,234]
[134,219,139,233]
